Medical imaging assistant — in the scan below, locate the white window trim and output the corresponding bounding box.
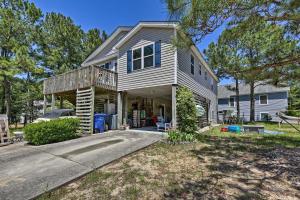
[260,112,269,121]
[131,42,155,71]
[229,96,235,107]
[259,94,268,105]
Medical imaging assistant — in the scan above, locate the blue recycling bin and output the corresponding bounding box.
[94,114,105,133]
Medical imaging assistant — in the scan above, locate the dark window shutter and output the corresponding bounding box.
[127,50,132,73]
[155,40,161,67]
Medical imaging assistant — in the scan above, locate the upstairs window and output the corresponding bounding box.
[259,95,268,105]
[229,96,235,107]
[199,64,202,75]
[191,55,194,75]
[210,77,214,91]
[143,44,154,68]
[133,48,142,70]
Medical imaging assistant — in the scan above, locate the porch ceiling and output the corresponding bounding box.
[126,85,172,99]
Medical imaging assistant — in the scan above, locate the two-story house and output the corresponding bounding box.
[43,21,218,133]
[218,82,290,122]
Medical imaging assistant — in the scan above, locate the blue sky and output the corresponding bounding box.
[32,0,231,85]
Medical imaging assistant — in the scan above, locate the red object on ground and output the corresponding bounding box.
[221,127,228,132]
[152,116,157,124]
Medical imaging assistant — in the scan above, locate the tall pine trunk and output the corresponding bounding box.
[250,81,255,122]
[4,75,11,122]
[235,78,240,122]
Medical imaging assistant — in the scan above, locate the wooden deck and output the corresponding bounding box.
[43,65,117,95]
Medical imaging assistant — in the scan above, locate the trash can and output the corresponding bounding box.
[94,114,105,133]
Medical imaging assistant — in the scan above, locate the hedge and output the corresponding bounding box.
[24,118,80,145]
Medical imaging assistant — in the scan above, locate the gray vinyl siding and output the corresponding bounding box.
[117,27,175,91]
[177,48,217,94]
[178,70,218,123]
[218,92,288,122]
[85,31,128,64]
[177,48,218,123]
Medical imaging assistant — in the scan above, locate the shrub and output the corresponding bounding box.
[24,118,80,145]
[167,130,196,143]
[176,86,198,134]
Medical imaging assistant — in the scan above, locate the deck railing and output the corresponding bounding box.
[43,66,117,94]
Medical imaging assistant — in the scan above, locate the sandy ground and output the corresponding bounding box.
[40,136,300,200]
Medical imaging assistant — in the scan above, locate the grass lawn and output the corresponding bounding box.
[39,123,300,200]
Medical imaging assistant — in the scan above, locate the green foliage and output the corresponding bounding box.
[167,130,195,143]
[83,28,106,59]
[24,118,80,145]
[0,1,107,123]
[288,81,300,117]
[166,0,300,81]
[176,86,197,134]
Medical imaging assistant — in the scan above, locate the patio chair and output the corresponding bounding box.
[156,117,172,132]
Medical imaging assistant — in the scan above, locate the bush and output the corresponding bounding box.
[24,118,80,145]
[176,86,198,134]
[167,130,196,143]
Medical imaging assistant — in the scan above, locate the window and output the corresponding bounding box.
[191,55,194,75]
[259,94,268,105]
[143,44,154,68]
[205,71,207,80]
[260,112,271,121]
[199,64,202,75]
[210,78,214,91]
[229,96,235,107]
[105,62,110,69]
[133,48,142,70]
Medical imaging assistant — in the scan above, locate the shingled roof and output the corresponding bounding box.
[218,82,290,98]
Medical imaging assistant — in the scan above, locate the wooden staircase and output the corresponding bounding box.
[0,115,10,145]
[76,87,94,134]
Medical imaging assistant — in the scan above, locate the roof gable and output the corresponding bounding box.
[113,22,177,50]
[82,27,132,67]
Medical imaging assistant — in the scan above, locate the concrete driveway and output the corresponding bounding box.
[0,131,163,200]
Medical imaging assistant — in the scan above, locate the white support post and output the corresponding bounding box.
[124,92,128,125]
[172,84,177,129]
[51,94,56,111]
[117,92,123,129]
[90,86,95,134]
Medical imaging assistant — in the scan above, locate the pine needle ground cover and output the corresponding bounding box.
[39,123,300,200]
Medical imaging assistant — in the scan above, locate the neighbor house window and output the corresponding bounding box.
[143,44,154,68]
[260,112,270,121]
[229,96,235,107]
[191,55,195,75]
[133,48,142,70]
[259,94,268,105]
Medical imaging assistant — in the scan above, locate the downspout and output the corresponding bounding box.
[173,25,177,85]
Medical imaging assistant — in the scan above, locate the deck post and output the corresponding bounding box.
[43,95,47,114]
[124,92,128,125]
[172,84,177,129]
[117,92,123,129]
[51,94,56,111]
[60,96,63,109]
